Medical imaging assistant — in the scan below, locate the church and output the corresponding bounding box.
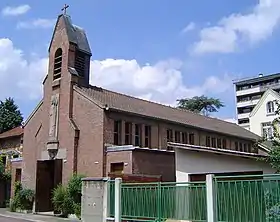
[18,10,268,212]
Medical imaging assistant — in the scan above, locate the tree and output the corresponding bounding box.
[176,95,224,116]
[0,97,23,133]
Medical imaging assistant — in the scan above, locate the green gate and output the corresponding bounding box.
[120,181,207,221]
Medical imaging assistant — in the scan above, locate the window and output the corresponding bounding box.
[113,120,121,145]
[235,142,238,151]
[206,136,211,147]
[262,122,274,140]
[53,48,62,80]
[167,129,173,142]
[211,137,216,148]
[182,132,188,144]
[217,138,222,148]
[0,156,6,167]
[125,122,132,145]
[189,133,195,145]
[144,125,151,147]
[135,124,141,146]
[267,101,275,114]
[75,51,86,77]
[175,131,181,143]
[15,169,21,182]
[110,162,124,174]
[222,139,227,149]
[248,144,252,153]
[244,144,248,152]
[239,142,243,152]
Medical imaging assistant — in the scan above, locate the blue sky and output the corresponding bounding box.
[0,0,280,122]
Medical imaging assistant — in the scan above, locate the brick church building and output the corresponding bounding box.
[20,12,262,212]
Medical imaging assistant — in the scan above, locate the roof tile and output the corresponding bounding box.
[78,85,259,141]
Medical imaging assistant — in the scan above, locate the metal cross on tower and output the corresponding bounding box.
[61,4,69,15]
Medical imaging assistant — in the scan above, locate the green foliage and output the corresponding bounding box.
[0,154,11,181]
[52,174,85,218]
[177,95,224,116]
[9,182,34,212]
[0,97,23,133]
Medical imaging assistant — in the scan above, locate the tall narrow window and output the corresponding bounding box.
[211,137,216,148]
[189,133,195,145]
[167,129,173,142]
[135,124,141,146]
[235,142,238,151]
[144,125,151,147]
[75,51,86,77]
[182,132,188,144]
[222,139,227,149]
[244,144,248,152]
[125,122,132,145]
[175,131,181,143]
[206,136,211,147]
[262,122,274,140]
[113,120,121,145]
[239,142,243,152]
[217,138,222,148]
[266,101,275,114]
[53,48,62,80]
[248,144,252,153]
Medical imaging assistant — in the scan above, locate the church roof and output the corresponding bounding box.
[78,85,260,141]
[49,14,92,55]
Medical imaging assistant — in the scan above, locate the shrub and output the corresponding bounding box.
[9,182,34,212]
[52,174,85,218]
[18,188,34,210]
[52,184,72,217]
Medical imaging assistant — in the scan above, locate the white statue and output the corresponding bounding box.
[49,94,59,139]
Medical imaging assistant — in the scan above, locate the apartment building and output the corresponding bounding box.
[233,73,280,130]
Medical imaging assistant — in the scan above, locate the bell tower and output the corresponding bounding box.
[43,6,92,159]
[46,5,92,90]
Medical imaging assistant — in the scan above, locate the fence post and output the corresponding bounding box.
[115,177,122,222]
[206,174,216,222]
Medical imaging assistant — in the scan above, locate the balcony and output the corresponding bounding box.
[237,112,250,119]
[260,82,280,92]
[236,86,260,96]
[237,99,259,108]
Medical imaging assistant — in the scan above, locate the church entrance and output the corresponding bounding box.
[35,159,62,212]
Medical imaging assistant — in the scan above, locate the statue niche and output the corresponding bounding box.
[47,94,60,159]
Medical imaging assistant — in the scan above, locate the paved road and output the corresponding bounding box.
[0,215,36,222]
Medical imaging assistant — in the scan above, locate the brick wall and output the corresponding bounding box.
[132,149,175,182]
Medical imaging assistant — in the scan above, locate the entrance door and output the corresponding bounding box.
[35,159,62,212]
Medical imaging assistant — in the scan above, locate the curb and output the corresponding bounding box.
[0,213,44,222]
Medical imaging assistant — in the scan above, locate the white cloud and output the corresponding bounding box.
[90,59,232,106]
[0,38,47,100]
[182,22,196,33]
[193,0,280,54]
[17,19,56,29]
[0,38,232,110]
[1,5,31,16]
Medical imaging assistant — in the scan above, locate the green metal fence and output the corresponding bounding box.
[120,181,207,222]
[108,174,280,221]
[214,174,280,222]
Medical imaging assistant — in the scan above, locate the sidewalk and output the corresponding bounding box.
[0,208,80,222]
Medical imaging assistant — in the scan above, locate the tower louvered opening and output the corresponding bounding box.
[74,51,86,77]
[53,48,62,80]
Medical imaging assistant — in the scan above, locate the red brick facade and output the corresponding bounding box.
[19,14,260,210]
